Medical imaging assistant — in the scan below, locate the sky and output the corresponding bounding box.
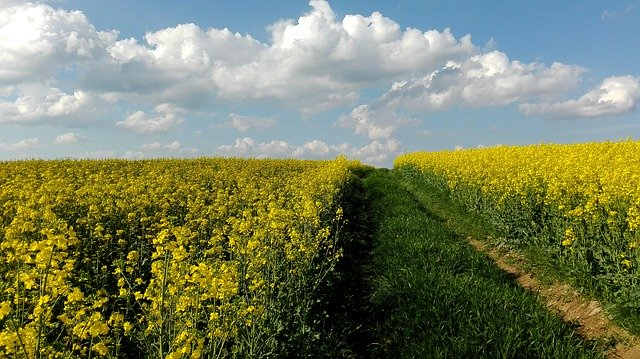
[0,1,639,167]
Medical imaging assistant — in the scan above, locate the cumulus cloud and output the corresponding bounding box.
[141,141,180,151]
[0,0,634,156]
[78,0,476,113]
[115,105,184,134]
[337,104,417,139]
[218,136,401,163]
[54,131,89,144]
[217,113,276,132]
[218,137,293,156]
[0,84,105,125]
[219,137,338,157]
[375,51,585,113]
[267,1,474,80]
[293,139,331,156]
[337,51,587,137]
[520,76,640,118]
[0,137,39,151]
[141,140,199,153]
[0,2,115,84]
[348,138,401,163]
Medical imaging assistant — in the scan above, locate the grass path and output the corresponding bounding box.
[344,169,603,358]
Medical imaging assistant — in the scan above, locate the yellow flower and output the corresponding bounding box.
[127,250,140,262]
[0,301,11,320]
[92,342,108,356]
[123,321,133,334]
[67,287,84,303]
[562,228,576,247]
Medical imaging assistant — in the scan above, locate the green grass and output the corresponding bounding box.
[357,169,602,358]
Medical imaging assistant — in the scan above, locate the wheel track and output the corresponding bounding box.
[467,238,640,359]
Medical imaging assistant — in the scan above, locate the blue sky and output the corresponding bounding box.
[1,1,639,166]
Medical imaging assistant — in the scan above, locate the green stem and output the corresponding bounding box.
[158,249,170,359]
[35,245,56,359]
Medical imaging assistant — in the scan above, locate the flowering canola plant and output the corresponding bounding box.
[395,140,640,312]
[0,157,364,358]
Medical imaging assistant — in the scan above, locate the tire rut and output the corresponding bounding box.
[467,238,640,359]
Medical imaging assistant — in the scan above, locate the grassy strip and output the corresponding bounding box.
[400,166,640,336]
[363,169,602,358]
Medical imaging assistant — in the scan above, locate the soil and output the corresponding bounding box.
[467,238,640,359]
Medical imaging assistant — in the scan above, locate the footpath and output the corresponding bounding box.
[337,169,611,358]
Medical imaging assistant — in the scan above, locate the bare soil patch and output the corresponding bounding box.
[467,238,640,359]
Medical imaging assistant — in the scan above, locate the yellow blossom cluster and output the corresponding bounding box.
[0,156,364,358]
[395,140,639,303]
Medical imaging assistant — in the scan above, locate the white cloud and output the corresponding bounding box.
[208,2,475,112]
[0,0,633,144]
[374,51,585,113]
[0,84,104,125]
[218,136,401,164]
[78,0,476,113]
[348,138,401,163]
[115,105,184,134]
[144,24,263,69]
[141,140,198,153]
[520,76,640,118]
[293,139,331,156]
[217,113,276,132]
[338,104,415,139]
[218,137,256,153]
[0,137,39,151]
[337,50,587,136]
[219,137,318,157]
[0,2,116,84]
[54,131,89,144]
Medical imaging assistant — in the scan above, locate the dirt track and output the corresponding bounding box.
[467,238,640,359]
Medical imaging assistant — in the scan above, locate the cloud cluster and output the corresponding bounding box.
[336,51,589,139]
[2,1,633,125]
[217,113,276,132]
[115,105,184,134]
[520,76,640,118]
[218,136,401,163]
[0,137,39,151]
[0,84,105,125]
[0,2,115,85]
[351,51,584,116]
[338,104,415,139]
[0,0,478,122]
[141,140,199,153]
[54,131,89,144]
[0,0,637,163]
